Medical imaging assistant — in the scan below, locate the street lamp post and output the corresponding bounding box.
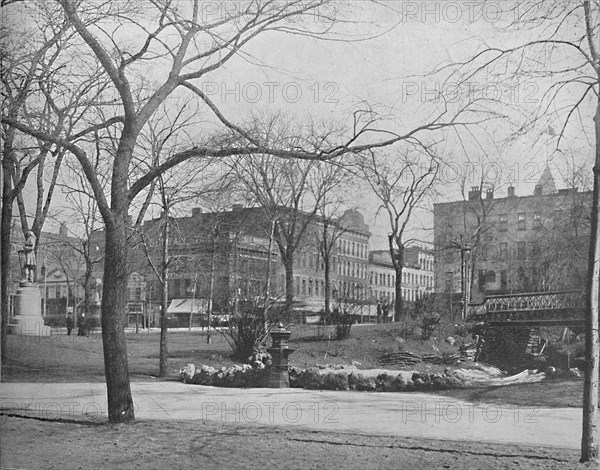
[446,270,453,318]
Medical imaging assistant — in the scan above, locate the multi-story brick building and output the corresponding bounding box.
[369,244,434,308]
[138,206,372,322]
[433,167,591,301]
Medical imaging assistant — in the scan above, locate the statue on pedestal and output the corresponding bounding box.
[10,231,50,336]
[19,231,37,283]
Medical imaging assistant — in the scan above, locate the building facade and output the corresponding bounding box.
[138,206,373,320]
[433,167,591,301]
[369,244,434,306]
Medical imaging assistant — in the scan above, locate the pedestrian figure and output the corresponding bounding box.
[66,314,74,336]
[78,314,86,337]
[376,301,382,324]
[382,300,389,323]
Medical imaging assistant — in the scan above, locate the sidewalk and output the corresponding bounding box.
[0,382,581,449]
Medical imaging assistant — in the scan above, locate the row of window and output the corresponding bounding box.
[293,278,426,303]
[372,288,423,302]
[419,258,434,271]
[371,271,433,288]
[294,277,369,298]
[295,277,325,297]
[488,240,541,261]
[498,212,543,232]
[338,260,368,279]
[339,239,368,259]
[297,251,370,276]
[442,240,543,263]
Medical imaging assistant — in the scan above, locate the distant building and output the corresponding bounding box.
[369,244,434,305]
[433,167,591,301]
[136,206,373,321]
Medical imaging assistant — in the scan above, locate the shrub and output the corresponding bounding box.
[421,314,441,340]
[348,372,377,391]
[179,363,268,387]
[45,316,65,327]
[333,313,354,340]
[322,372,349,391]
[546,341,585,370]
[221,298,280,361]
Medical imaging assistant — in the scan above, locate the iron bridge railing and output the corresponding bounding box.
[467,290,586,325]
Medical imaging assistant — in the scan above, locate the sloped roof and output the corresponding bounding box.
[536,166,556,195]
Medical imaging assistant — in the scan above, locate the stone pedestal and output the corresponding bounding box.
[8,282,51,336]
[267,323,294,388]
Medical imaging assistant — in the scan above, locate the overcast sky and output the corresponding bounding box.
[16,1,594,249]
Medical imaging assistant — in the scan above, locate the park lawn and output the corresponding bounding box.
[2,322,464,382]
[2,322,591,408]
[426,379,589,408]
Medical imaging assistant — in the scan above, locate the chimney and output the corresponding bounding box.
[59,223,68,237]
[507,185,515,198]
[192,207,203,217]
[485,189,494,200]
[468,186,481,201]
[534,184,543,196]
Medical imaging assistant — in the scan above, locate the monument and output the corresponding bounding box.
[8,232,51,336]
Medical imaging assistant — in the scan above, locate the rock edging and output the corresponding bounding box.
[179,363,470,392]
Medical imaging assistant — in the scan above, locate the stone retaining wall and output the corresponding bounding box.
[478,326,536,371]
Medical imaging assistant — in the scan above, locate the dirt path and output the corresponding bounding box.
[0,415,586,470]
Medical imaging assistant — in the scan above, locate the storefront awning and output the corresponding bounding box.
[167,298,207,315]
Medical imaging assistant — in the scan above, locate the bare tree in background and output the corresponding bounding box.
[3,0,489,423]
[361,148,439,322]
[0,4,110,368]
[315,198,350,320]
[234,148,346,319]
[434,167,500,316]
[437,1,599,461]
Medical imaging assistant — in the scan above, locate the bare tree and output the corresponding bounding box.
[0,5,72,366]
[315,199,349,320]
[3,0,485,423]
[44,232,85,315]
[437,1,599,461]
[234,150,346,319]
[514,192,591,293]
[434,166,501,317]
[361,148,439,321]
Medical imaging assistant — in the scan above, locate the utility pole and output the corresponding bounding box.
[207,232,217,344]
[265,218,276,298]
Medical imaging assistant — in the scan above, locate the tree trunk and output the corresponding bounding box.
[581,95,600,464]
[323,221,332,317]
[84,254,93,319]
[0,175,13,368]
[207,235,216,344]
[158,211,169,377]
[324,254,331,316]
[391,239,404,322]
[395,265,403,322]
[284,254,294,320]
[100,219,134,423]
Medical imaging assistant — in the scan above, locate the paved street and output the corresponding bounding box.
[0,382,581,449]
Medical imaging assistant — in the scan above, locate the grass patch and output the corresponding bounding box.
[2,321,593,408]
